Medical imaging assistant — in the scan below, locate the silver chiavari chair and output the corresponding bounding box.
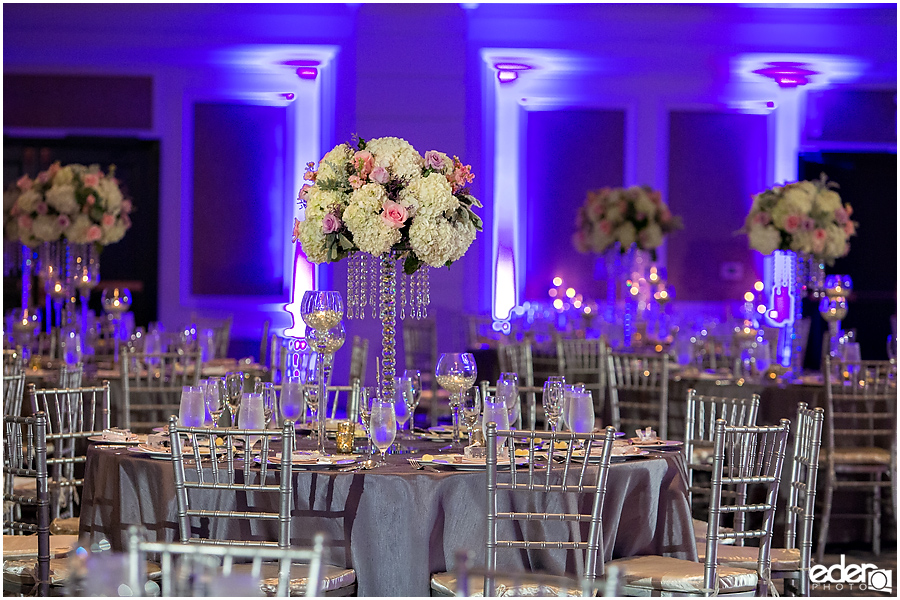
[121,348,201,431]
[3,371,27,417]
[499,341,542,430]
[430,424,617,596]
[684,389,760,544]
[57,362,84,388]
[557,337,608,429]
[608,419,790,596]
[168,415,356,595]
[606,350,670,439]
[125,525,327,597]
[713,403,824,597]
[28,381,111,526]
[817,356,896,564]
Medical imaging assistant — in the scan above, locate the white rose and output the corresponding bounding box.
[45,184,79,214]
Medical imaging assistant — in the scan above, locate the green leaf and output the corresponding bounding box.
[403,254,423,275]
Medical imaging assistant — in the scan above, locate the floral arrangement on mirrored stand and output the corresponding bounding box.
[292,135,481,409]
[572,185,683,349]
[3,162,135,364]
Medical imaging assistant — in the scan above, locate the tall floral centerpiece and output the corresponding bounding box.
[573,185,682,347]
[293,135,482,404]
[739,174,857,373]
[3,162,134,338]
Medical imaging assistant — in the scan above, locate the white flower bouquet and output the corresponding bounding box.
[292,135,482,273]
[739,175,856,265]
[4,162,134,248]
[572,185,682,260]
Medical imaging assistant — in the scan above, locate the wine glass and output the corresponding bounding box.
[280,374,305,424]
[303,383,322,444]
[496,372,519,429]
[481,392,511,451]
[224,371,245,427]
[393,376,413,438]
[300,290,344,456]
[402,370,422,430]
[435,353,477,448]
[461,387,482,446]
[358,386,377,460]
[369,400,396,466]
[101,287,132,363]
[203,377,227,429]
[542,376,566,432]
[254,380,278,428]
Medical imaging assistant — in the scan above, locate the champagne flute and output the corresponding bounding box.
[369,400,396,466]
[303,383,321,445]
[224,371,245,427]
[402,370,422,431]
[358,386,377,460]
[254,381,278,428]
[497,372,519,430]
[542,376,565,432]
[461,387,482,446]
[435,353,477,449]
[203,377,227,429]
[301,290,344,456]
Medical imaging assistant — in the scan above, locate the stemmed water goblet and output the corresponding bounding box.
[301,290,344,456]
[496,372,519,430]
[279,374,305,425]
[393,377,413,439]
[566,390,595,450]
[369,400,396,466]
[223,371,245,427]
[204,377,227,429]
[435,353,477,449]
[254,380,278,428]
[542,375,566,432]
[461,387,482,446]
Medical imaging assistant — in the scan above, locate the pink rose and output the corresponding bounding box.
[753,212,770,226]
[16,175,32,191]
[37,171,51,184]
[424,150,445,170]
[83,173,100,188]
[322,213,342,234]
[102,214,115,227]
[812,228,827,253]
[784,214,802,234]
[599,220,613,235]
[370,166,389,184]
[352,151,374,178]
[844,221,856,236]
[47,163,60,177]
[35,202,49,215]
[86,225,102,242]
[58,215,71,229]
[121,199,133,213]
[381,201,408,229]
[17,215,33,230]
[86,194,96,205]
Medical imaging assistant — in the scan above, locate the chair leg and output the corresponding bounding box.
[872,476,882,556]
[816,472,835,566]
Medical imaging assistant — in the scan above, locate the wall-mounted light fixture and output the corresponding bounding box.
[494,62,532,83]
[752,62,819,88]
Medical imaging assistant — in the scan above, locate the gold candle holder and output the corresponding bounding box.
[336,421,355,454]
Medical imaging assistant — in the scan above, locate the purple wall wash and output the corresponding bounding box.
[524,109,626,302]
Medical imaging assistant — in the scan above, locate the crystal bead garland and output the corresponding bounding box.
[379,254,397,405]
[789,251,810,377]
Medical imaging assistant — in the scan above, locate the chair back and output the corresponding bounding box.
[606,351,670,439]
[557,338,608,425]
[402,319,439,424]
[121,349,202,431]
[169,415,295,549]
[58,362,84,388]
[822,356,896,454]
[485,423,617,595]
[683,389,760,508]
[189,312,233,360]
[783,404,824,570]
[500,341,542,430]
[702,419,790,595]
[4,349,24,376]
[28,381,110,520]
[348,335,369,387]
[3,371,27,417]
[126,525,325,597]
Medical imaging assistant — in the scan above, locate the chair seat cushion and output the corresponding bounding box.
[50,517,81,536]
[697,543,802,572]
[605,555,758,594]
[692,518,735,545]
[2,534,79,559]
[826,447,892,465]
[430,570,582,597]
[232,561,356,594]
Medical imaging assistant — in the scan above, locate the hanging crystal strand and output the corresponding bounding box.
[369,254,378,319]
[421,266,430,319]
[413,268,423,320]
[399,268,407,321]
[379,254,397,404]
[357,254,368,319]
[347,254,356,320]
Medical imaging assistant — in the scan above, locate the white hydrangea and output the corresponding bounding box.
[96,178,123,214]
[813,188,842,215]
[633,189,657,219]
[66,215,94,244]
[32,214,63,242]
[344,183,399,256]
[45,184,79,214]
[52,165,75,186]
[100,219,127,245]
[317,143,352,184]
[406,173,456,217]
[15,189,41,213]
[615,222,637,248]
[779,184,813,216]
[366,137,424,181]
[306,187,344,218]
[639,222,663,249]
[790,229,813,254]
[824,224,848,258]
[748,225,782,255]
[4,186,19,211]
[409,213,475,267]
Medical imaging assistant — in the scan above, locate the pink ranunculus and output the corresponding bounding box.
[86,225,102,242]
[83,173,100,188]
[35,202,49,215]
[102,214,115,227]
[370,166,389,184]
[322,213,342,234]
[353,151,374,177]
[58,214,71,229]
[424,150,445,170]
[17,215,33,230]
[381,201,408,229]
[784,214,802,234]
[348,174,365,190]
[86,194,96,206]
[16,175,32,191]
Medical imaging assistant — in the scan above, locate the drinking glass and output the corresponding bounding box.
[561,383,585,432]
[435,353,477,448]
[280,374,305,424]
[303,383,322,444]
[542,376,566,432]
[223,371,245,427]
[369,400,396,466]
[481,392,511,450]
[300,290,344,456]
[178,386,206,428]
[238,392,265,447]
[393,376,413,438]
[497,372,519,429]
[461,387,482,446]
[203,377,227,429]
[566,391,595,435]
[402,370,422,430]
[358,386,377,459]
[254,381,278,428]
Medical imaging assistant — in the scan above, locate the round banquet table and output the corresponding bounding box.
[79,433,697,597]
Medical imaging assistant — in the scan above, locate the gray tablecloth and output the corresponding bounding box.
[79,438,696,597]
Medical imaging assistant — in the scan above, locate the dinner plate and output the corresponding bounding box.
[424,453,525,471]
[629,439,684,451]
[262,452,358,470]
[127,444,213,459]
[87,433,147,445]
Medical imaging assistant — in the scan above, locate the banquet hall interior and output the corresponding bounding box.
[2,2,897,598]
